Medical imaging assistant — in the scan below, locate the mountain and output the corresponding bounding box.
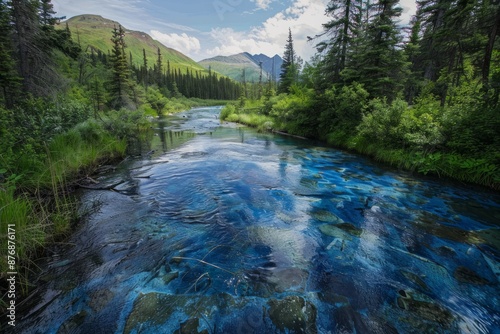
[199,52,283,83]
[63,15,206,73]
[251,53,283,82]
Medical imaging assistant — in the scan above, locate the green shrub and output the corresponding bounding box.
[270,86,315,136]
[319,82,369,132]
[357,98,407,147]
[220,104,237,120]
[400,95,444,150]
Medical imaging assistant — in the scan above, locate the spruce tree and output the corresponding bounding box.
[39,0,58,26]
[142,48,148,91]
[343,0,408,100]
[0,0,20,108]
[317,0,362,85]
[404,16,424,103]
[10,0,47,95]
[109,24,131,108]
[278,28,298,93]
[155,47,163,86]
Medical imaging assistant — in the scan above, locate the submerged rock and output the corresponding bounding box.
[336,223,363,237]
[162,271,179,285]
[474,228,500,252]
[124,293,188,334]
[401,270,429,291]
[318,291,350,307]
[125,293,236,334]
[435,246,456,258]
[173,318,209,334]
[57,310,88,334]
[311,210,344,223]
[319,223,362,240]
[333,306,398,334]
[396,289,454,328]
[267,267,309,292]
[268,296,317,333]
[454,266,490,285]
[88,288,115,313]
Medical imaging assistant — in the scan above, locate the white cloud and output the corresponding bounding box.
[150,30,202,55]
[251,0,275,10]
[203,0,329,61]
[204,27,278,58]
[399,0,418,26]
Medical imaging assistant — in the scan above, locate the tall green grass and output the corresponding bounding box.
[0,118,128,299]
[331,133,500,190]
[220,103,274,132]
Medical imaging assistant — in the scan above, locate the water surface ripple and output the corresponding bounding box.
[14,107,500,333]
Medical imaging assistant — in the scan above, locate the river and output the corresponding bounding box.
[13,106,500,333]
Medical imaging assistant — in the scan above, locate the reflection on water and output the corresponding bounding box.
[13,107,500,333]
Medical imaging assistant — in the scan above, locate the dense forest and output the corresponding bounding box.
[222,0,500,190]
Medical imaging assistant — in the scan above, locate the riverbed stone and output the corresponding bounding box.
[162,271,179,284]
[319,224,354,241]
[268,296,317,333]
[401,270,429,291]
[396,290,454,327]
[125,293,235,332]
[311,210,344,223]
[336,223,363,237]
[57,310,88,334]
[88,288,115,312]
[435,245,456,257]
[267,267,309,292]
[454,266,490,285]
[474,228,500,252]
[124,293,188,334]
[173,318,209,334]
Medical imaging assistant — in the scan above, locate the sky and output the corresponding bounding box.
[52,0,418,62]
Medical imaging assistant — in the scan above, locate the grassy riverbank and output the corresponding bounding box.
[220,93,499,190]
[0,100,153,298]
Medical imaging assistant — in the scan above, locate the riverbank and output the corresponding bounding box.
[0,107,154,300]
[220,101,499,191]
[0,119,130,298]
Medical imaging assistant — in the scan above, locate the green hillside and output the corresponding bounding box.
[199,53,269,83]
[63,14,207,74]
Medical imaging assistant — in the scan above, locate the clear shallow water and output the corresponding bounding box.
[14,107,500,333]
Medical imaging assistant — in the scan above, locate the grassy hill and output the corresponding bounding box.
[199,52,269,83]
[63,14,207,74]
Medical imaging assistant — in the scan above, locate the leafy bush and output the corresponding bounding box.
[101,109,150,140]
[74,119,106,144]
[270,85,315,136]
[319,82,369,133]
[357,98,407,147]
[400,95,444,150]
[442,103,500,157]
[220,104,237,120]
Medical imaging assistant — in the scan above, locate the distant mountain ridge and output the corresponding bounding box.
[63,15,206,74]
[199,53,283,83]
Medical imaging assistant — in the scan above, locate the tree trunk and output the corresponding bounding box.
[482,7,500,86]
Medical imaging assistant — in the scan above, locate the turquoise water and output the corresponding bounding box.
[14,107,500,333]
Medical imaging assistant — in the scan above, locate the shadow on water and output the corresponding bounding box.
[10,106,500,334]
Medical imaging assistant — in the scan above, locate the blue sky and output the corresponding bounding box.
[52,0,417,62]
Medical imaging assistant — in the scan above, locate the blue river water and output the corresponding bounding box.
[13,107,500,333]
